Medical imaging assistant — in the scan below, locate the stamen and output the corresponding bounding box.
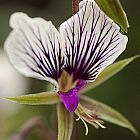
[81,118,89,135]
[91,122,99,129]
[94,121,106,129]
[76,114,89,135]
[76,116,81,121]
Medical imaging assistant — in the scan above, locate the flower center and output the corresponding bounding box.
[58,70,77,92]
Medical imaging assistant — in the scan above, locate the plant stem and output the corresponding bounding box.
[72,0,79,14]
[11,116,56,140]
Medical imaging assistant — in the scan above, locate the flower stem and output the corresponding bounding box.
[11,116,56,140]
[72,0,79,14]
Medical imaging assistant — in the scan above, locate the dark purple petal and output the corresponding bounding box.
[76,80,87,90]
[60,0,128,82]
[58,89,79,112]
[58,80,87,112]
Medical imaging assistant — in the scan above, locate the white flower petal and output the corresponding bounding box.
[4,12,65,90]
[60,0,128,82]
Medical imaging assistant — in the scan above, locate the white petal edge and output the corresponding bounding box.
[4,12,65,91]
[60,0,128,82]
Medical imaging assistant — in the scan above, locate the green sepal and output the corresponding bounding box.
[81,55,140,94]
[1,92,59,105]
[80,96,138,135]
[95,0,129,32]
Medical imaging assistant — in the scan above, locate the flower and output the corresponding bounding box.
[4,0,138,137]
[5,0,127,114]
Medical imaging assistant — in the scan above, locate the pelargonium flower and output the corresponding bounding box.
[4,0,135,135]
[5,0,127,112]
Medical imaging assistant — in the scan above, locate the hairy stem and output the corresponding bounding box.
[72,0,79,14]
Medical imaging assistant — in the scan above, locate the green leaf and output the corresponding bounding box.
[57,103,73,140]
[95,0,129,32]
[1,92,59,105]
[80,96,138,135]
[81,55,140,94]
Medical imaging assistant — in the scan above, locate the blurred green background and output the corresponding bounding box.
[0,0,139,140]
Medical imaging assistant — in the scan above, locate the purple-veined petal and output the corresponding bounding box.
[4,12,65,90]
[60,0,128,82]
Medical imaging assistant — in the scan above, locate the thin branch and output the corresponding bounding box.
[72,0,79,14]
[11,116,56,140]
